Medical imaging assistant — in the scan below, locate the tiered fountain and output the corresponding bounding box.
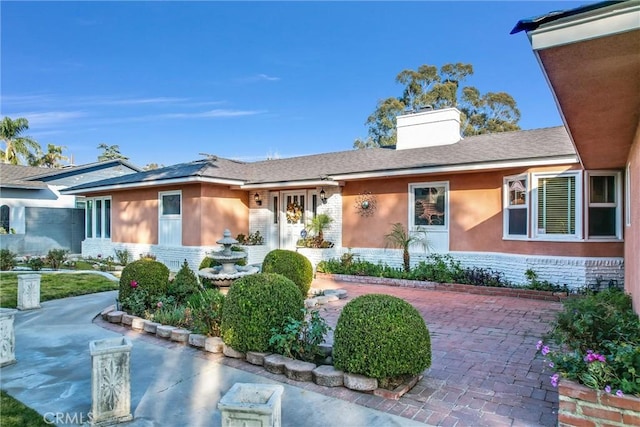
[198,229,259,287]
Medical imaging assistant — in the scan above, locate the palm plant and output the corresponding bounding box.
[1,117,41,165]
[307,214,333,243]
[384,222,429,272]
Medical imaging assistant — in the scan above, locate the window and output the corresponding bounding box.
[273,196,278,224]
[588,172,621,239]
[161,193,181,215]
[504,176,528,237]
[626,164,631,227]
[86,197,111,239]
[410,182,448,229]
[0,205,9,232]
[533,172,581,239]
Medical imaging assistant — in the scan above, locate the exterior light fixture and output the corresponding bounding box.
[254,193,262,206]
[320,189,327,204]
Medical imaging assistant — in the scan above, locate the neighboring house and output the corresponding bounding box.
[512,0,639,310]
[0,160,141,254]
[63,106,625,288]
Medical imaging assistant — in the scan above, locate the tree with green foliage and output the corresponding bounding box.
[97,143,128,161]
[384,222,429,272]
[28,144,68,168]
[0,117,41,165]
[354,63,521,148]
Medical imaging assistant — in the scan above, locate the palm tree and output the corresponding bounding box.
[307,213,333,243]
[384,223,429,272]
[1,117,41,165]
[39,144,68,168]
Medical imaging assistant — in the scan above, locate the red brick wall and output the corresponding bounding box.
[559,379,640,426]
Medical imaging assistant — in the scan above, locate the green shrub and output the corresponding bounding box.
[152,304,190,328]
[114,248,131,266]
[28,257,44,271]
[0,249,16,271]
[269,308,331,362]
[261,249,313,296]
[333,294,431,380]
[187,289,225,336]
[119,259,170,312]
[548,289,639,353]
[168,260,201,303]
[538,289,640,396]
[221,273,304,352]
[46,249,68,270]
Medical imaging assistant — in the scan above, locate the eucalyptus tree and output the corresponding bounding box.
[0,117,41,164]
[354,63,521,148]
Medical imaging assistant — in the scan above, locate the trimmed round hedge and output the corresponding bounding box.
[221,273,304,353]
[261,249,313,296]
[333,294,431,380]
[119,259,170,305]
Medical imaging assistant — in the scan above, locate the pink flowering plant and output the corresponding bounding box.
[536,289,640,396]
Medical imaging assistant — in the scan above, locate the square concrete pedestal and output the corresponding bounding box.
[218,383,283,427]
[17,274,41,310]
[89,337,133,426]
[0,308,18,367]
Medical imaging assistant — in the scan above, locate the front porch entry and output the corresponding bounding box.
[267,189,320,251]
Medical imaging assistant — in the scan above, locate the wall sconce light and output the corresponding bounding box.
[254,193,262,206]
[319,189,327,204]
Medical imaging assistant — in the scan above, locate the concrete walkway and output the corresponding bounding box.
[0,291,423,427]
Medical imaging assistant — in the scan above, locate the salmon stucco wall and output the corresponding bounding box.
[193,185,249,246]
[342,166,623,258]
[625,126,640,313]
[108,184,249,247]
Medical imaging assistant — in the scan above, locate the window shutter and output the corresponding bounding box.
[538,176,575,234]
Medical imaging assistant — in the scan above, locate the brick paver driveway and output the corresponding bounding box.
[313,278,563,426]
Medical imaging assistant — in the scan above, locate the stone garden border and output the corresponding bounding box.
[98,288,419,401]
[316,272,570,302]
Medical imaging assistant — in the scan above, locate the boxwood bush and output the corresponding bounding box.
[168,260,201,303]
[119,259,170,310]
[261,249,313,296]
[221,273,304,352]
[333,294,431,380]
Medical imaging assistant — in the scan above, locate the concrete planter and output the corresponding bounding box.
[89,337,133,426]
[559,379,640,426]
[17,274,41,310]
[0,308,18,367]
[218,383,283,427]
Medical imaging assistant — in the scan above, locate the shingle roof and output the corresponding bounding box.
[63,126,577,193]
[0,164,51,189]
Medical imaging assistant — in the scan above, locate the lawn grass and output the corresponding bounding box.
[0,390,48,427]
[0,273,118,308]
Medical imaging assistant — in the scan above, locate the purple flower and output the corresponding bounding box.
[550,373,559,388]
[130,280,138,288]
[616,390,624,397]
[536,340,543,351]
[604,385,611,393]
[548,362,555,368]
[541,346,550,356]
[157,301,163,308]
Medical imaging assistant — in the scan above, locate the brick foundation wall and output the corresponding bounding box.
[559,379,640,426]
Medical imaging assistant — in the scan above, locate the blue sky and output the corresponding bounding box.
[1,1,586,168]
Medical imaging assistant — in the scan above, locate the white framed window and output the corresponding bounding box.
[503,175,528,239]
[587,171,622,239]
[409,181,448,230]
[532,171,582,240]
[158,191,182,246]
[625,163,631,227]
[86,197,111,239]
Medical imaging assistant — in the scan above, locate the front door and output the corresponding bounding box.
[280,191,306,250]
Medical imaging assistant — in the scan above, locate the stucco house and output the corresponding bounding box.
[512,0,639,309]
[0,159,140,254]
[63,105,625,289]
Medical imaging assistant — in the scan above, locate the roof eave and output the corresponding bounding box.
[62,176,246,195]
[330,155,579,181]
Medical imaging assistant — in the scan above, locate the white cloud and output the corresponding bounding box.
[11,111,87,127]
[155,109,265,119]
[236,74,281,83]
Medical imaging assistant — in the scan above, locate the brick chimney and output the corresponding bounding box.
[396,107,462,150]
